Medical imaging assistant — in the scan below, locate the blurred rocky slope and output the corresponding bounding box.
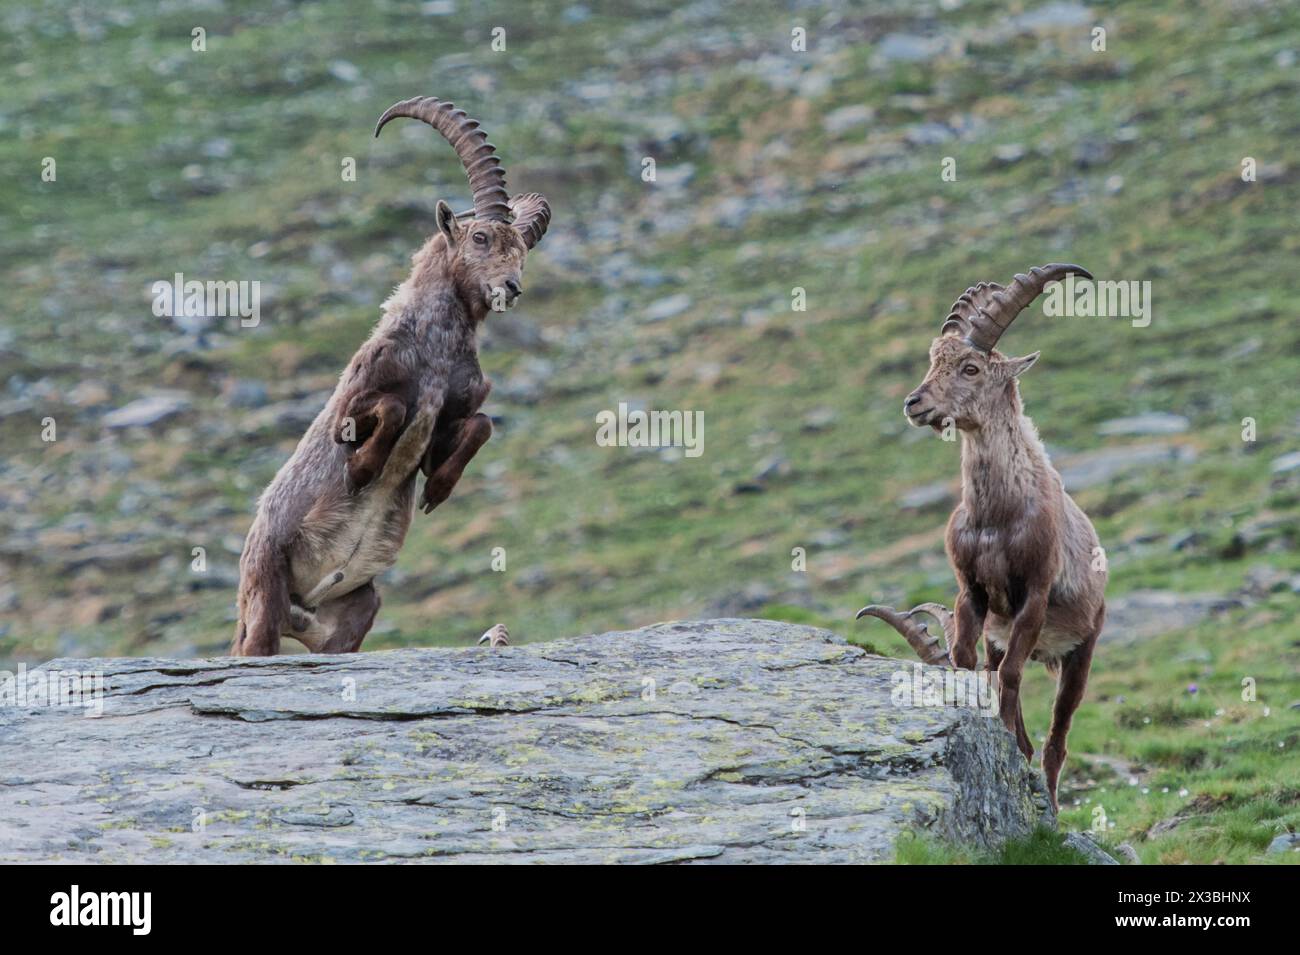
[1,0,1296,660]
[1,0,1297,865]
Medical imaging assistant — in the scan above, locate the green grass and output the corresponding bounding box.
[1040,594,1300,864]
[1,0,1298,862]
[895,827,1093,865]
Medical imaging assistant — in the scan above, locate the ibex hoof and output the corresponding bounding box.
[421,479,453,513]
[288,604,317,633]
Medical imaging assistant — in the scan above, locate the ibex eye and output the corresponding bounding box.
[962,365,979,376]
[473,232,488,245]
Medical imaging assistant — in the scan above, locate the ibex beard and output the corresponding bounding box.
[232,97,551,656]
[860,264,1106,811]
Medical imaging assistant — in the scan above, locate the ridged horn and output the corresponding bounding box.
[509,192,551,250]
[856,602,954,666]
[941,264,1092,351]
[374,96,512,222]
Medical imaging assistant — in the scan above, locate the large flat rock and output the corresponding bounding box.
[0,619,1051,863]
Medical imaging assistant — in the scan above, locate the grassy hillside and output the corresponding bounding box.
[1,0,1297,862]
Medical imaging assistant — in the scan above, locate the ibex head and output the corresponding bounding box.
[375,96,551,315]
[904,263,1091,432]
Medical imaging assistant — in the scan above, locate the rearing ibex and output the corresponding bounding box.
[232,96,550,656]
[858,264,1105,810]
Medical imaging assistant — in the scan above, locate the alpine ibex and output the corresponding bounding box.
[858,264,1105,810]
[231,96,550,656]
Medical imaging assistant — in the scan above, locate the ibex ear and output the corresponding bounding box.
[436,200,458,248]
[1003,351,1040,379]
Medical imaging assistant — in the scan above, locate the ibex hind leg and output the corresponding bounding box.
[304,583,381,654]
[1043,636,1096,812]
[231,570,291,657]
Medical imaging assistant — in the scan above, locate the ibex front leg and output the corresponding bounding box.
[984,639,1029,760]
[996,591,1047,761]
[334,390,408,493]
[419,413,492,514]
[951,586,987,670]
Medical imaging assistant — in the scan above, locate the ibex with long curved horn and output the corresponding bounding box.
[859,264,1106,810]
[232,96,550,656]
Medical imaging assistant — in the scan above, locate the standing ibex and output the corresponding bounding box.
[858,264,1105,810]
[231,96,550,656]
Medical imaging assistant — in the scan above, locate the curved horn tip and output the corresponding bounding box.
[374,95,431,137]
[509,192,552,248]
[909,602,953,624]
[855,605,912,621]
[370,95,510,222]
[1042,262,1093,281]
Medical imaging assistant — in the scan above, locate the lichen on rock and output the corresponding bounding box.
[0,619,1051,863]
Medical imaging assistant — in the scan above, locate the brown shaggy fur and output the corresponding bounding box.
[231,206,529,656]
[904,335,1106,810]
